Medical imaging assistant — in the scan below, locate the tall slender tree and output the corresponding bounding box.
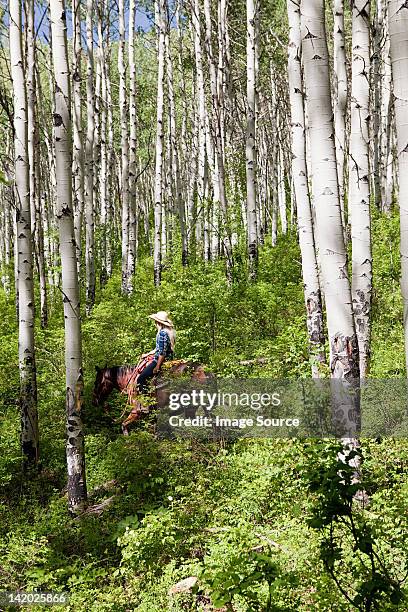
[287,0,325,376]
[165,9,187,266]
[10,0,39,466]
[119,0,130,293]
[49,0,87,514]
[192,0,207,255]
[72,0,84,275]
[301,0,360,382]
[128,0,138,293]
[349,0,372,378]
[153,0,166,286]
[246,0,258,280]
[333,0,348,226]
[85,0,96,313]
[389,0,408,370]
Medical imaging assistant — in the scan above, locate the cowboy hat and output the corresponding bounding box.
[148,311,174,327]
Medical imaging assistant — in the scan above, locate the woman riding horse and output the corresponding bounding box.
[137,311,176,393]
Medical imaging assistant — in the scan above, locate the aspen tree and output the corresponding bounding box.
[301,0,360,382]
[127,0,138,293]
[333,0,347,222]
[176,0,191,223]
[85,0,95,313]
[10,0,39,466]
[49,0,87,513]
[106,39,115,278]
[380,8,394,214]
[97,0,108,284]
[349,0,372,378]
[0,192,11,295]
[26,0,47,328]
[203,0,232,276]
[389,0,408,369]
[119,0,130,293]
[278,145,287,234]
[154,0,166,286]
[192,0,207,254]
[164,11,187,266]
[286,0,325,376]
[372,0,383,209]
[246,0,258,280]
[301,0,362,491]
[72,0,84,275]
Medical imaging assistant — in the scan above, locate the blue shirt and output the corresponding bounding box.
[154,329,173,360]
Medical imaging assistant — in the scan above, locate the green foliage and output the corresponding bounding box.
[1,211,408,610]
[304,441,407,610]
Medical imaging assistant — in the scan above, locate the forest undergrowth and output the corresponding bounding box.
[1,212,407,611]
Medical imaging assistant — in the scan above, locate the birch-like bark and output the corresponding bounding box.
[246,0,258,280]
[380,8,393,213]
[287,0,325,376]
[372,0,383,209]
[165,13,187,266]
[278,145,287,234]
[72,0,84,274]
[26,0,47,328]
[106,42,115,277]
[154,0,166,286]
[85,0,95,313]
[10,0,39,466]
[49,0,87,514]
[333,0,348,222]
[301,0,360,384]
[389,0,408,369]
[119,0,130,293]
[128,0,138,293]
[192,0,207,253]
[97,0,108,284]
[349,0,372,378]
[26,0,36,241]
[203,0,233,280]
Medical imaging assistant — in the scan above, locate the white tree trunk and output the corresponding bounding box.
[26,0,48,328]
[154,0,166,286]
[165,11,187,266]
[389,0,408,370]
[49,0,87,514]
[301,0,360,384]
[203,0,232,277]
[278,145,287,234]
[349,0,372,378]
[119,0,130,293]
[10,0,39,466]
[246,0,258,279]
[372,0,383,209]
[192,0,207,254]
[72,0,84,276]
[128,0,138,293]
[287,0,325,376]
[380,9,394,213]
[85,0,95,313]
[333,0,348,224]
[97,0,108,284]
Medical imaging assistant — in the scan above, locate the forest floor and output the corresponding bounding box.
[1,212,408,611]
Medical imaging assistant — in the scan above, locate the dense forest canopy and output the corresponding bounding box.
[1,0,408,610]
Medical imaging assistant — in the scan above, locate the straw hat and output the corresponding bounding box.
[148,311,174,327]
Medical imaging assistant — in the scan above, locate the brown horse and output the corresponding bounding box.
[92,360,211,435]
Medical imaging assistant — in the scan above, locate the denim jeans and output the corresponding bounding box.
[137,359,157,393]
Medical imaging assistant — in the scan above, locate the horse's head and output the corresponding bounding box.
[93,365,115,407]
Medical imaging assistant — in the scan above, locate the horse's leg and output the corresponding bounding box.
[121,395,143,435]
